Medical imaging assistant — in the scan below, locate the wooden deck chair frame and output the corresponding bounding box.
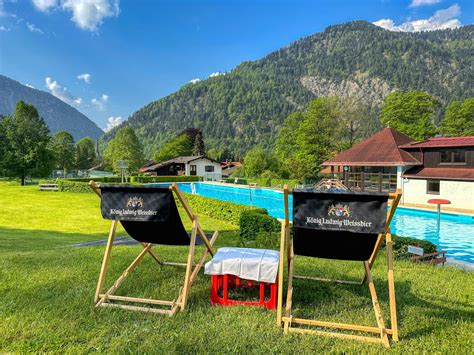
[90,181,218,315]
[276,185,402,347]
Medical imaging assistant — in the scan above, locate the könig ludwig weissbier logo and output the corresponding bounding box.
[327,203,350,217]
[127,196,144,208]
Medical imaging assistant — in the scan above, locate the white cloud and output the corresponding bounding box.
[0,25,9,31]
[209,72,225,78]
[91,93,108,111]
[373,4,461,32]
[25,83,36,89]
[27,22,44,34]
[189,78,201,84]
[32,0,57,11]
[45,77,83,107]
[33,0,120,31]
[409,0,441,7]
[104,116,123,132]
[77,73,91,83]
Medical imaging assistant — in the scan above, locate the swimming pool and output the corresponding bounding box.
[166,182,474,263]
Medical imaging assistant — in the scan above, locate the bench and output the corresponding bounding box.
[38,183,59,191]
[408,245,446,266]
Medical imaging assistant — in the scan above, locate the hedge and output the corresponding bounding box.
[224,178,303,189]
[181,193,266,225]
[62,177,122,183]
[388,235,438,260]
[57,180,94,193]
[239,210,281,250]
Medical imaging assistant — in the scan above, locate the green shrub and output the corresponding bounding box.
[270,179,303,189]
[57,180,93,193]
[180,193,266,225]
[64,177,122,183]
[239,210,281,250]
[383,235,438,260]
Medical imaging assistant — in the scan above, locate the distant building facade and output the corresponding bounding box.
[323,128,473,212]
[140,156,222,181]
[400,137,474,211]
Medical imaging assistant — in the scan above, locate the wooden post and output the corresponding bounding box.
[364,261,390,347]
[277,221,286,326]
[378,172,383,192]
[344,170,349,187]
[95,220,117,302]
[284,240,294,334]
[361,171,365,192]
[386,233,399,341]
[181,219,197,310]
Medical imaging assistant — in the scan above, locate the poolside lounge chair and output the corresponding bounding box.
[89,181,218,315]
[276,185,401,347]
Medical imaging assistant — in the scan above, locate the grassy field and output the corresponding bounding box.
[0,184,473,353]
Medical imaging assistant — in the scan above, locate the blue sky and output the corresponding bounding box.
[0,0,472,132]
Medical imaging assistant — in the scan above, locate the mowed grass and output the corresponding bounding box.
[0,184,473,352]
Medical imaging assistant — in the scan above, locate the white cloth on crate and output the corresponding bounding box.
[204,247,280,283]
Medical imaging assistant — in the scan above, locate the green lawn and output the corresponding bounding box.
[0,184,472,352]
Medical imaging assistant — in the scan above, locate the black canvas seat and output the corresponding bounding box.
[276,186,402,347]
[91,182,219,315]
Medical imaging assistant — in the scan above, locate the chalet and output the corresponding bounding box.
[139,156,222,181]
[323,128,474,212]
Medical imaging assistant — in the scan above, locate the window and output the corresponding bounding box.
[205,165,215,172]
[427,180,440,195]
[190,165,197,176]
[440,150,466,165]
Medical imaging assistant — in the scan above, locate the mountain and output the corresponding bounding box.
[103,21,474,158]
[0,75,103,141]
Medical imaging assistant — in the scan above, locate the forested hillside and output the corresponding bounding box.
[103,21,473,158]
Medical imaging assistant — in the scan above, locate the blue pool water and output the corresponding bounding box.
[164,182,474,263]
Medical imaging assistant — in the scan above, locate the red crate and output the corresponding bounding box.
[210,274,278,309]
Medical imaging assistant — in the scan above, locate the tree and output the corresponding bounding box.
[274,97,342,180]
[104,127,144,173]
[207,148,222,162]
[380,91,439,141]
[1,101,54,185]
[242,147,279,178]
[337,97,371,148]
[192,131,206,156]
[439,98,474,137]
[153,134,193,162]
[49,130,75,175]
[76,137,96,169]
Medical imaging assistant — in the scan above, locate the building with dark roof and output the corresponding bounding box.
[139,156,222,181]
[323,129,473,212]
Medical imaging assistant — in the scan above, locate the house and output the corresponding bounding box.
[221,161,242,178]
[139,156,222,181]
[399,136,474,211]
[322,128,474,212]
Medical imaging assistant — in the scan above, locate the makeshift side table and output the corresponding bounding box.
[204,247,280,309]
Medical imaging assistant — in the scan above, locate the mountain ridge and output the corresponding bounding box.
[103,20,474,158]
[0,75,103,141]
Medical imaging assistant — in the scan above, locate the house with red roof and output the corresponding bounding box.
[323,128,473,212]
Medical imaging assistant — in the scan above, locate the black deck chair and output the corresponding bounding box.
[90,181,218,315]
[276,185,401,347]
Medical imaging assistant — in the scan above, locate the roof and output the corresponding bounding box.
[140,156,219,172]
[403,167,474,181]
[323,127,421,167]
[400,136,474,149]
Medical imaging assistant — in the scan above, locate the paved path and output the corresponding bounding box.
[67,236,139,247]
